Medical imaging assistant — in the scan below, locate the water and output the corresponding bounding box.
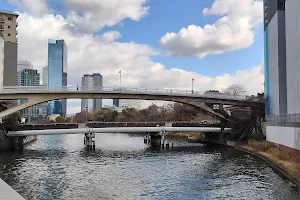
[0,133,299,200]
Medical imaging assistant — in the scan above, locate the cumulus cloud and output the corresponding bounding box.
[160,0,263,59]
[14,2,263,114]
[9,0,51,17]
[65,0,149,33]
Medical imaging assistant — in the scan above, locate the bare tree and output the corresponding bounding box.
[223,84,246,96]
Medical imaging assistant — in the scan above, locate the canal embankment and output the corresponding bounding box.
[233,140,300,187]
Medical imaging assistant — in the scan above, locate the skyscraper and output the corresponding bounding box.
[47,39,67,116]
[0,10,18,87]
[17,68,40,117]
[81,73,103,112]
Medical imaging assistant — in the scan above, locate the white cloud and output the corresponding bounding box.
[9,0,51,17]
[64,0,149,33]
[160,0,263,59]
[15,8,263,115]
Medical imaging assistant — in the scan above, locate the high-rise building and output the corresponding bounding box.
[81,73,103,112]
[47,39,67,116]
[0,10,18,43]
[42,65,48,86]
[17,60,33,72]
[40,65,48,117]
[17,68,40,118]
[264,0,300,150]
[0,38,3,88]
[0,10,18,87]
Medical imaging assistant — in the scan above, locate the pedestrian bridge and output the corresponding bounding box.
[0,86,262,120]
[7,127,232,136]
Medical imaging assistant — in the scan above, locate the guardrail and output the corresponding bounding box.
[0,86,250,101]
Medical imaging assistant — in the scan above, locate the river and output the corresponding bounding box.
[0,133,299,200]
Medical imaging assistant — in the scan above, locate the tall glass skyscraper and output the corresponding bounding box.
[47,39,67,116]
[17,68,40,117]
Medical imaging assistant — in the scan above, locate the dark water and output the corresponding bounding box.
[0,133,299,200]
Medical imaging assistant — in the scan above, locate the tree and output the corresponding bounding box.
[55,116,65,123]
[97,108,118,122]
[223,84,246,96]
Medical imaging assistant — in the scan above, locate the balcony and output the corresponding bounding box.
[0,18,4,22]
[0,26,3,30]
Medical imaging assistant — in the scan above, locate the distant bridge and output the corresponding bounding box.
[0,86,262,120]
[7,127,232,137]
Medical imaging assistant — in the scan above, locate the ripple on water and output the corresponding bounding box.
[0,134,299,200]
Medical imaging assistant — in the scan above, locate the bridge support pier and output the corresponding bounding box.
[149,133,161,148]
[10,137,24,150]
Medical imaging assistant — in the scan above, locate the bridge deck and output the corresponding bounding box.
[8,127,232,136]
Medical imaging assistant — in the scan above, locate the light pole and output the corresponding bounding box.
[192,78,194,94]
[85,106,88,122]
[119,69,122,89]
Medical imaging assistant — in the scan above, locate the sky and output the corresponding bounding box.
[1,0,264,114]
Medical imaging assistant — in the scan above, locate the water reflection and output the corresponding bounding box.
[0,133,299,200]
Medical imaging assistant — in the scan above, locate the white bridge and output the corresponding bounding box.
[7,127,232,136]
[0,86,261,120]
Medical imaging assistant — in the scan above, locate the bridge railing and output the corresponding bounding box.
[1,86,249,100]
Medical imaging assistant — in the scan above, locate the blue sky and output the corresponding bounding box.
[1,0,264,113]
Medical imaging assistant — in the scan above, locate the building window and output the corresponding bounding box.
[8,17,12,21]
[8,33,10,36]
[8,25,11,29]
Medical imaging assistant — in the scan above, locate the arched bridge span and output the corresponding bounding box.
[0,86,262,121]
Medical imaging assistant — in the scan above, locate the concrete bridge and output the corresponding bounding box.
[0,86,262,120]
[7,126,232,136]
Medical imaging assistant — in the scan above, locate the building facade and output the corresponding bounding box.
[40,65,48,117]
[47,39,67,116]
[81,73,103,112]
[120,99,142,110]
[0,10,18,43]
[264,0,300,150]
[0,38,3,88]
[0,10,18,87]
[17,60,33,72]
[17,68,40,118]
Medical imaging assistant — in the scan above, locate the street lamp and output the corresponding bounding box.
[119,69,122,89]
[85,106,88,122]
[192,78,194,94]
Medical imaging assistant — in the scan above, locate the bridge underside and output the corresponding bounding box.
[0,93,256,121]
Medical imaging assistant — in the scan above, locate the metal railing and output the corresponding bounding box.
[0,86,251,101]
[266,114,300,127]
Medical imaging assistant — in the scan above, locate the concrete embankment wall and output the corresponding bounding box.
[266,126,300,150]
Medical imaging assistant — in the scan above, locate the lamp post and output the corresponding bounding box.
[119,69,122,89]
[85,106,88,122]
[192,78,194,94]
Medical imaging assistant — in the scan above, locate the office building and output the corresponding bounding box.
[81,73,103,112]
[39,65,48,117]
[264,0,300,150]
[47,39,67,116]
[0,38,3,88]
[0,10,18,87]
[0,10,18,43]
[17,68,40,118]
[120,99,142,110]
[17,60,33,72]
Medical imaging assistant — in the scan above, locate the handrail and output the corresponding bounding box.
[0,86,252,101]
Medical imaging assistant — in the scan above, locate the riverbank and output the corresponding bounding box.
[234,140,300,187]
